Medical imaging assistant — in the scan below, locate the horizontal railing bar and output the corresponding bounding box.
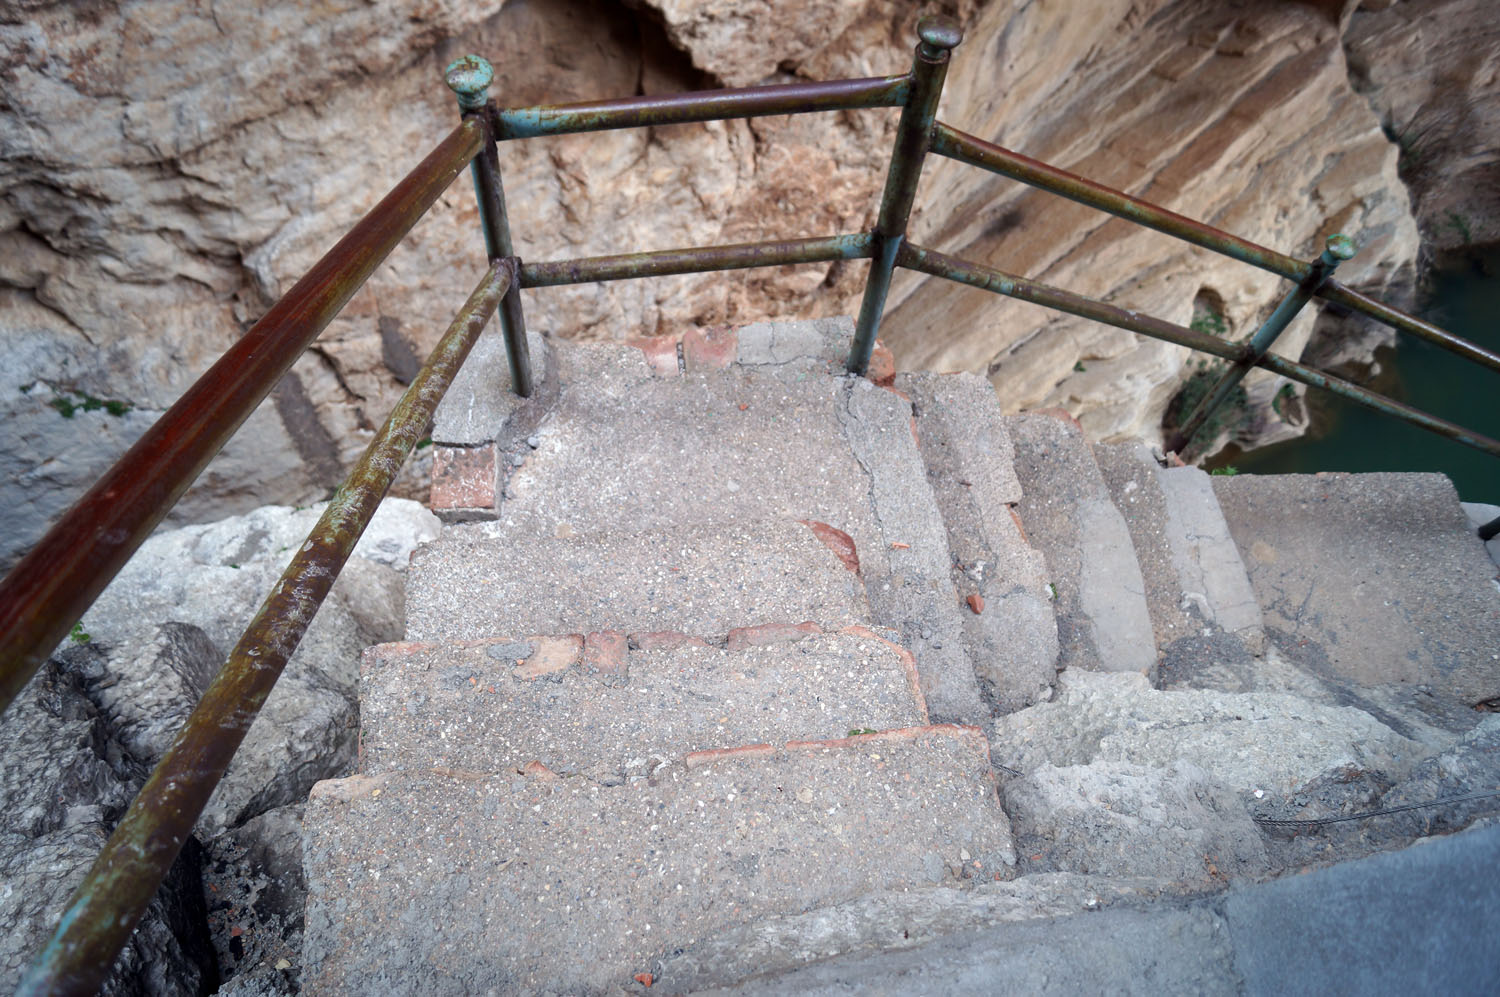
[902,242,1500,460]
[898,242,1244,361]
[1319,278,1500,373]
[17,259,515,997]
[0,118,483,721]
[931,122,1500,376]
[493,74,910,140]
[519,233,875,287]
[1260,351,1500,458]
[930,122,1308,279]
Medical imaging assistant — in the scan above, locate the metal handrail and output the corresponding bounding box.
[16,260,514,997]
[5,13,1498,992]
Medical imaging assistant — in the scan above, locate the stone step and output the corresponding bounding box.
[303,724,1015,995]
[1212,471,1500,718]
[1094,442,1264,681]
[404,518,868,642]
[357,627,929,779]
[899,371,1059,714]
[687,822,1500,995]
[1005,410,1157,676]
[433,329,984,722]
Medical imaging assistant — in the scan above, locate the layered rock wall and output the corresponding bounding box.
[0,0,1457,569]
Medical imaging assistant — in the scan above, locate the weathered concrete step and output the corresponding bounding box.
[499,342,889,549]
[404,518,867,642]
[1006,410,1156,676]
[465,335,985,723]
[1094,442,1264,680]
[357,627,929,778]
[303,725,1015,995]
[901,371,1059,714]
[1212,471,1500,711]
[692,821,1500,995]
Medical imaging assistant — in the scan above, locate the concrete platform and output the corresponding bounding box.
[356,629,929,778]
[1213,472,1500,707]
[690,821,1500,995]
[302,725,1014,995]
[405,519,869,641]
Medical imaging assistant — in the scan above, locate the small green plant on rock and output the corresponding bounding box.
[48,389,133,419]
[69,621,91,644]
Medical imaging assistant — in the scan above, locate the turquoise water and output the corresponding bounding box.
[1214,249,1500,503]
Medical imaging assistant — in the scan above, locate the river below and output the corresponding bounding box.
[1212,248,1500,504]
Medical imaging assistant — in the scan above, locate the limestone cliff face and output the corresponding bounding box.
[1344,0,1500,254]
[0,0,1457,569]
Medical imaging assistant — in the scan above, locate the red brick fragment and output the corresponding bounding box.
[634,972,654,988]
[513,635,583,680]
[966,593,985,614]
[838,625,928,720]
[798,520,860,574]
[685,743,775,769]
[629,631,710,651]
[625,335,681,376]
[682,325,737,371]
[725,621,822,651]
[786,723,988,756]
[521,760,560,781]
[584,630,629,686]
[868,340,897,387]
[430,444,497,511]
[1006,504,1031,545]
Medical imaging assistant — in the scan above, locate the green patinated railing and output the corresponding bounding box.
[3,15,1498,993]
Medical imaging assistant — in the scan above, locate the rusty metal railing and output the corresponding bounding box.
[4,13,1499,993]
[463,20,1498,464]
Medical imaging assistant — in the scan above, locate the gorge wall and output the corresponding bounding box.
[0,0,1484,570]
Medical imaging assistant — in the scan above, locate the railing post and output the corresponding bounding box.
[1168,234,1357,455]
[446,55,534,397]
[847,14,962,376]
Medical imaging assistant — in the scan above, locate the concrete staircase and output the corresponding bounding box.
[301,317,1500,994]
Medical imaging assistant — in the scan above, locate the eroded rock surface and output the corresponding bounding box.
[1345,0,1500,253]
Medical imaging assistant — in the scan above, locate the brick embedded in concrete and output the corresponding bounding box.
[725,621,823,650]
[625,335,682,376]
[629,631,710,651]
[583,630,629,686]
[430,443,497,511]
[514,635,583,680]
[683,325,737,371]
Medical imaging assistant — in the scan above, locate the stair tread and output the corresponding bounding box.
[303,725,1015,995]
[500,351,886,552]
[405,518,868,642]
[481,338,985,723]
[1007,411,1156,676]
[901,372,1059,713]
[358,629,929,777]
[1213,471,1500,705]
[1094,442,1263,674]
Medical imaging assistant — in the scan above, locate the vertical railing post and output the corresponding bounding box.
[847,15,963,376]
[446,55,534,397]
[1168,233,1357,454]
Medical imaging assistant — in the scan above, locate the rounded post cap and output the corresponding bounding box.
[1324,233,1357,262]
[445,55,494,111]
[917,15,963,55]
